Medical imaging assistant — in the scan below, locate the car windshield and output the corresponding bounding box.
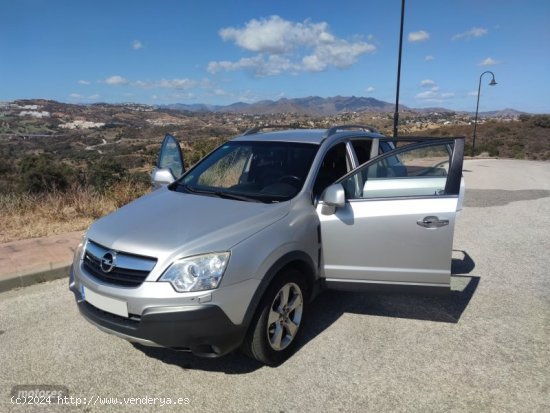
[171,141,319,203]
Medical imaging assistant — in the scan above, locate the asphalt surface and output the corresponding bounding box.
[1,159,549,413]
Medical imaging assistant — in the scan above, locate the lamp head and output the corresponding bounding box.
[489,78,497,86]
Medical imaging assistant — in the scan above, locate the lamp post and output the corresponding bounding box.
[472,71,497,156]
[393,0,406,138]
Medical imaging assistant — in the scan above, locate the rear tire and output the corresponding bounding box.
[243,270,307,366]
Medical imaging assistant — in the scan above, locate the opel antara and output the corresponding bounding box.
[70,125,465,365]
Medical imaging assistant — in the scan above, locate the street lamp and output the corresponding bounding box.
[393,0,406,138]
[472,70,497,156]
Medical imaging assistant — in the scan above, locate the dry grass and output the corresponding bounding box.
[0,181,149,243]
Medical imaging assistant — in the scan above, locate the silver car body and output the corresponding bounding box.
[70,126,465,355]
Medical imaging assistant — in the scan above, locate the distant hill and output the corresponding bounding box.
[162,96,528,118]
[474,108,527,118]
[163,96,402,116]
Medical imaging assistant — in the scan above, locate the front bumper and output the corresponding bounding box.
[70,282,246,357]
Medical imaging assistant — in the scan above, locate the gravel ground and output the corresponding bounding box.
[1,159,549,413]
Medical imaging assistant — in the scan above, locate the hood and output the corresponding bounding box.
[86,187,289,261]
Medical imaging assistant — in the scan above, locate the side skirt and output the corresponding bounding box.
[324,278,450,296]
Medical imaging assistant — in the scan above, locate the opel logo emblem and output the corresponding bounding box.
[100,251,117,273]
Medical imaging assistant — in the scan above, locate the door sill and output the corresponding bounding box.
[324,278,450,295]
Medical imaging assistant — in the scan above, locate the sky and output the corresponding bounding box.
[1,0,549,113]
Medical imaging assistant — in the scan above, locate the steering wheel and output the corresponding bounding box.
[418,160,449,176]
[277,175,302,187]
[432,160,449,169]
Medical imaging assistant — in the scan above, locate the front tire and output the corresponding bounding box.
[243,270,306,365]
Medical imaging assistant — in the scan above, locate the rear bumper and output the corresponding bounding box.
[70,285,246,357]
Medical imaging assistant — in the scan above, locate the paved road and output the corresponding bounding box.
[1,159,549,413]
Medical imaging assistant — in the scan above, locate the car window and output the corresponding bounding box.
[351,140,372,165]
[198,146,251,187]
[175,141,318,203]
[341,142,452,199]
[158,134,184,177]
[313,143,350,198]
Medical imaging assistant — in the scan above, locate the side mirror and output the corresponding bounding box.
[151,167,176,189]
[320,183,345,215]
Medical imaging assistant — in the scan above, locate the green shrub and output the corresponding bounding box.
[19,155,74,193]
[532,115,550,128]
[87,158,127,191]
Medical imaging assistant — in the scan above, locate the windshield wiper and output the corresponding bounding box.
[182,185,262,203]
[213,191,263,203]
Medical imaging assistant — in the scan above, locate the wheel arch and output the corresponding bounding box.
[241,251,317,329]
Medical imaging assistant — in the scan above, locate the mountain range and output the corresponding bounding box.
[161,96,525,118]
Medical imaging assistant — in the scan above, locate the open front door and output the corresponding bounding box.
[151,134,184,189]
[317,138,464,292]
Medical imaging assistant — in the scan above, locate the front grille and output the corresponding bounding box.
[83,240,157,287]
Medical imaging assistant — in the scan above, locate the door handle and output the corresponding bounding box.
[417,216,449,228]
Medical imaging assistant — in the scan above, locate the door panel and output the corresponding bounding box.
[318,197,457,285]
[317,138,464,290]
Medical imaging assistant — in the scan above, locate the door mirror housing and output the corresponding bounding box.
[151,167,177,189]
[320,183,345,215]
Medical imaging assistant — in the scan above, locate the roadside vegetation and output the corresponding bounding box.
[418,114,550,160]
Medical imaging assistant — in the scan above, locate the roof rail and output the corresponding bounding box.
[242,124,306,136]
[325,124,380,137]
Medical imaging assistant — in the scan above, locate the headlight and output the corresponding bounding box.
[159,252,230,292]
[76,235,88,261]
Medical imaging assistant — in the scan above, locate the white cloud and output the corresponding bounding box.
[172,92,196,100]
[100,75,206,91]
[102,75,129,85]
[425,55,434,61]
[416,90,455,102]
[420,79,436,88]
[134,78,197,89]
[408,30,430,42]
[78,80,91,85]
[132,40,143,50]
[69,93,100,100]
[208,56,268,74]
[209,15,375,76]
[452,27,488,40]
[468,91,479,97]
[212,88,230,96]
[480,57,500,66]
[366,86,375,93]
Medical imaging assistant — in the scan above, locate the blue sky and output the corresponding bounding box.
[1,0,549,112]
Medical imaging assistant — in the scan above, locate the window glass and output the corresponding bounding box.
[313,143,349,197]
[351,140,372,165]
[174,141,318,203]
[341,142,452,199]
[158,135,183,177]
[198,146,251,187]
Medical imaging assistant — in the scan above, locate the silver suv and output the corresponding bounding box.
[70,125,465,365]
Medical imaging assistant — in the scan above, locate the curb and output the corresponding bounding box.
[0,265,70,293]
